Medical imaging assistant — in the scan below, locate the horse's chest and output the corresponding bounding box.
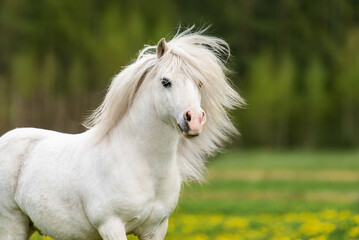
[124,178,180,232]
[126,198,174,231]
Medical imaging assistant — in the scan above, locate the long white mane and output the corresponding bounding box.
[84,28,245,182]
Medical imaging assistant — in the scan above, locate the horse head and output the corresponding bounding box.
[153,38,206,138]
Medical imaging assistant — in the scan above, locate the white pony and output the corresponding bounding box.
[0,29,244,240]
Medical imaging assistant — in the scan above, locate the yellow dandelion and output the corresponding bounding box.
[183,234,208,240]
[349,226,359,237]
[299,219,335,236]
[216,233,242,240]
[353,215,359,225]
[207,214,224,226]
[309,235,327,240]
[182,225,194,234]
[320,209,337,220]
[224,216,249,229]
[270,237,291,240]
[339,210,351,220]
[299,212,316,221]
[167,221,175,232]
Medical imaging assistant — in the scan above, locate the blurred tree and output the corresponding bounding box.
[0,0,358,148]
[243,52,296,147]
[11,50,39,98]
[273,54,295,147]
[302,58,328,147]
[336,29,359,147]
[244,51,275,147]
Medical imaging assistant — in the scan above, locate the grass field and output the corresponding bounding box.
[30,150,359,240]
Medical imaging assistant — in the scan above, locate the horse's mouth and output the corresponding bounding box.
[177,124,199,138]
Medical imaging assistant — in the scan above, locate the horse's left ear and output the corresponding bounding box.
[156,38,168,59]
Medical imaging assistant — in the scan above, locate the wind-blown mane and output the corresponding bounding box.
[83,54,157,138]
[84,28,245,182]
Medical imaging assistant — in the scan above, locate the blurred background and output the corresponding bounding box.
[1,0,359,148]
[1,0,358,239]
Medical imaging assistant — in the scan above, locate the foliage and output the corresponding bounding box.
[0,0,359,147]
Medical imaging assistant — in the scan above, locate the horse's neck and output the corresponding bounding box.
[106,85,180,173]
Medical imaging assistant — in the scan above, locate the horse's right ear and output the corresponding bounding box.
[156,38,168,59]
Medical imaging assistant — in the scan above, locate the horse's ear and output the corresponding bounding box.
[156,38,168,59]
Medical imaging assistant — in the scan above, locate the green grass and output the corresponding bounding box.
[208,150,359,170]
[184,180,359,192]
[178,150,359,214]
[177,199,358,215]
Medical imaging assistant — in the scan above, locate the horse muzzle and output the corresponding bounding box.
[177,109,206,138]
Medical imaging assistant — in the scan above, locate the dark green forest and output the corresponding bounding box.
[0,0,358,148]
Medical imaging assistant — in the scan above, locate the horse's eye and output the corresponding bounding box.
[161,77,171,88]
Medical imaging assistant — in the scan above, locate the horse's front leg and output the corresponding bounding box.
[139,219,168,240]
[98,217,127,240]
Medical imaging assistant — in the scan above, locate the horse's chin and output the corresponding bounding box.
[177,124,200,139]
[182,131,199,139]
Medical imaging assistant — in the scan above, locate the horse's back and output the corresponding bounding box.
[0,127,60,142]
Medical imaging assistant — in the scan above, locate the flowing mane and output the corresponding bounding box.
[84,28,245,182]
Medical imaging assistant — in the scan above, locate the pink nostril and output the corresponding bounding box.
[185,111,192,122]
[183,110,206,133]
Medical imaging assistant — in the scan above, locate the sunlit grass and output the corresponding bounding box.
[30,210,359,240]
[165,210,359,240]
